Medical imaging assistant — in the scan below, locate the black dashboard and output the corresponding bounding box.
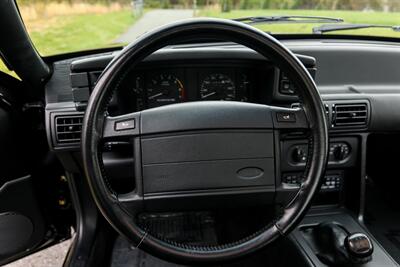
[44,39,400,209]
[40,39,400,267]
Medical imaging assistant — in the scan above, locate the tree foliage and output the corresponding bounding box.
[17,0,400,12]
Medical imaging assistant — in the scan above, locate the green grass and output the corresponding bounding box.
[0,9,137,77]
[30,10,136,56]
[3,8,400,78]
[198,9,400,38]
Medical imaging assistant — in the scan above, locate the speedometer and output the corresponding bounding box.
[200,73,236,101]
[146,73,185,108]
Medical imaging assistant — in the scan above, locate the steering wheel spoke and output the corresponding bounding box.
[117,191,145,216]
[103,112,140,139]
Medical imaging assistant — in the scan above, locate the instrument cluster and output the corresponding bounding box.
[131,67,254,109]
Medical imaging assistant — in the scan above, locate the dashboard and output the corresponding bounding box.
[45,40,400,143]
[44,39,400,210]
[54,48,315,114]
[37,37,400,267]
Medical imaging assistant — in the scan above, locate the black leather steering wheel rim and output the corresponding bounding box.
[82,18,328,264]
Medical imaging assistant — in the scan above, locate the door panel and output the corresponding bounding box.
[0,176,46,261]
[0,74,70,265]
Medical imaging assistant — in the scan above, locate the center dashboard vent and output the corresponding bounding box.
[54,115,84,144]
[332,103,368,128]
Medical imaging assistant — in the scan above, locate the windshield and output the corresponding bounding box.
[17,0,400,56]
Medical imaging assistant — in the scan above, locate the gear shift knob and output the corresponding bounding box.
[345,233,374,263]
[311,222,373,265]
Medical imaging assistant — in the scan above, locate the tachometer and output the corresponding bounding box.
[146,74,185,108]
[200,73,236,101]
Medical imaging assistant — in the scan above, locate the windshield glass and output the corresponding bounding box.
[17,0,400,56]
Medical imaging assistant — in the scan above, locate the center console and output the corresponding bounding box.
[290,210,398,267]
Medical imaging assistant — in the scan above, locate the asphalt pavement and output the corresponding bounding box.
[5,239,72,267]
[115,9,194,43]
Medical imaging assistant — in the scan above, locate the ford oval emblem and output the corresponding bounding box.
[237,167,264,180]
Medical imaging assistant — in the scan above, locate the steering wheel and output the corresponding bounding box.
[82,18,328,264]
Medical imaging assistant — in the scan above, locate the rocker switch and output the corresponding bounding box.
[115,119,135,131]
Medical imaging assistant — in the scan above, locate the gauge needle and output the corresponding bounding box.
[148,92,163,100]
[202,91,217,99]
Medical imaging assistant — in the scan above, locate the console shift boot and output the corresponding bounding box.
[309,222,373,266]
[312,222,350,266]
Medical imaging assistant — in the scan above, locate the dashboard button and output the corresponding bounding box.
[277,112,296,122]
[115,119,135,131]
[280,81,295,95]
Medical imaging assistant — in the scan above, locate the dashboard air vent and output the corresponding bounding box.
[332,103,368,128]
[55,115,83,144]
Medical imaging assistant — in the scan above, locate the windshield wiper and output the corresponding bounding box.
[234,15,343,25]
[313,24,400,34]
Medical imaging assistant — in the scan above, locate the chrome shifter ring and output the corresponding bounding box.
[345,232,374,264]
